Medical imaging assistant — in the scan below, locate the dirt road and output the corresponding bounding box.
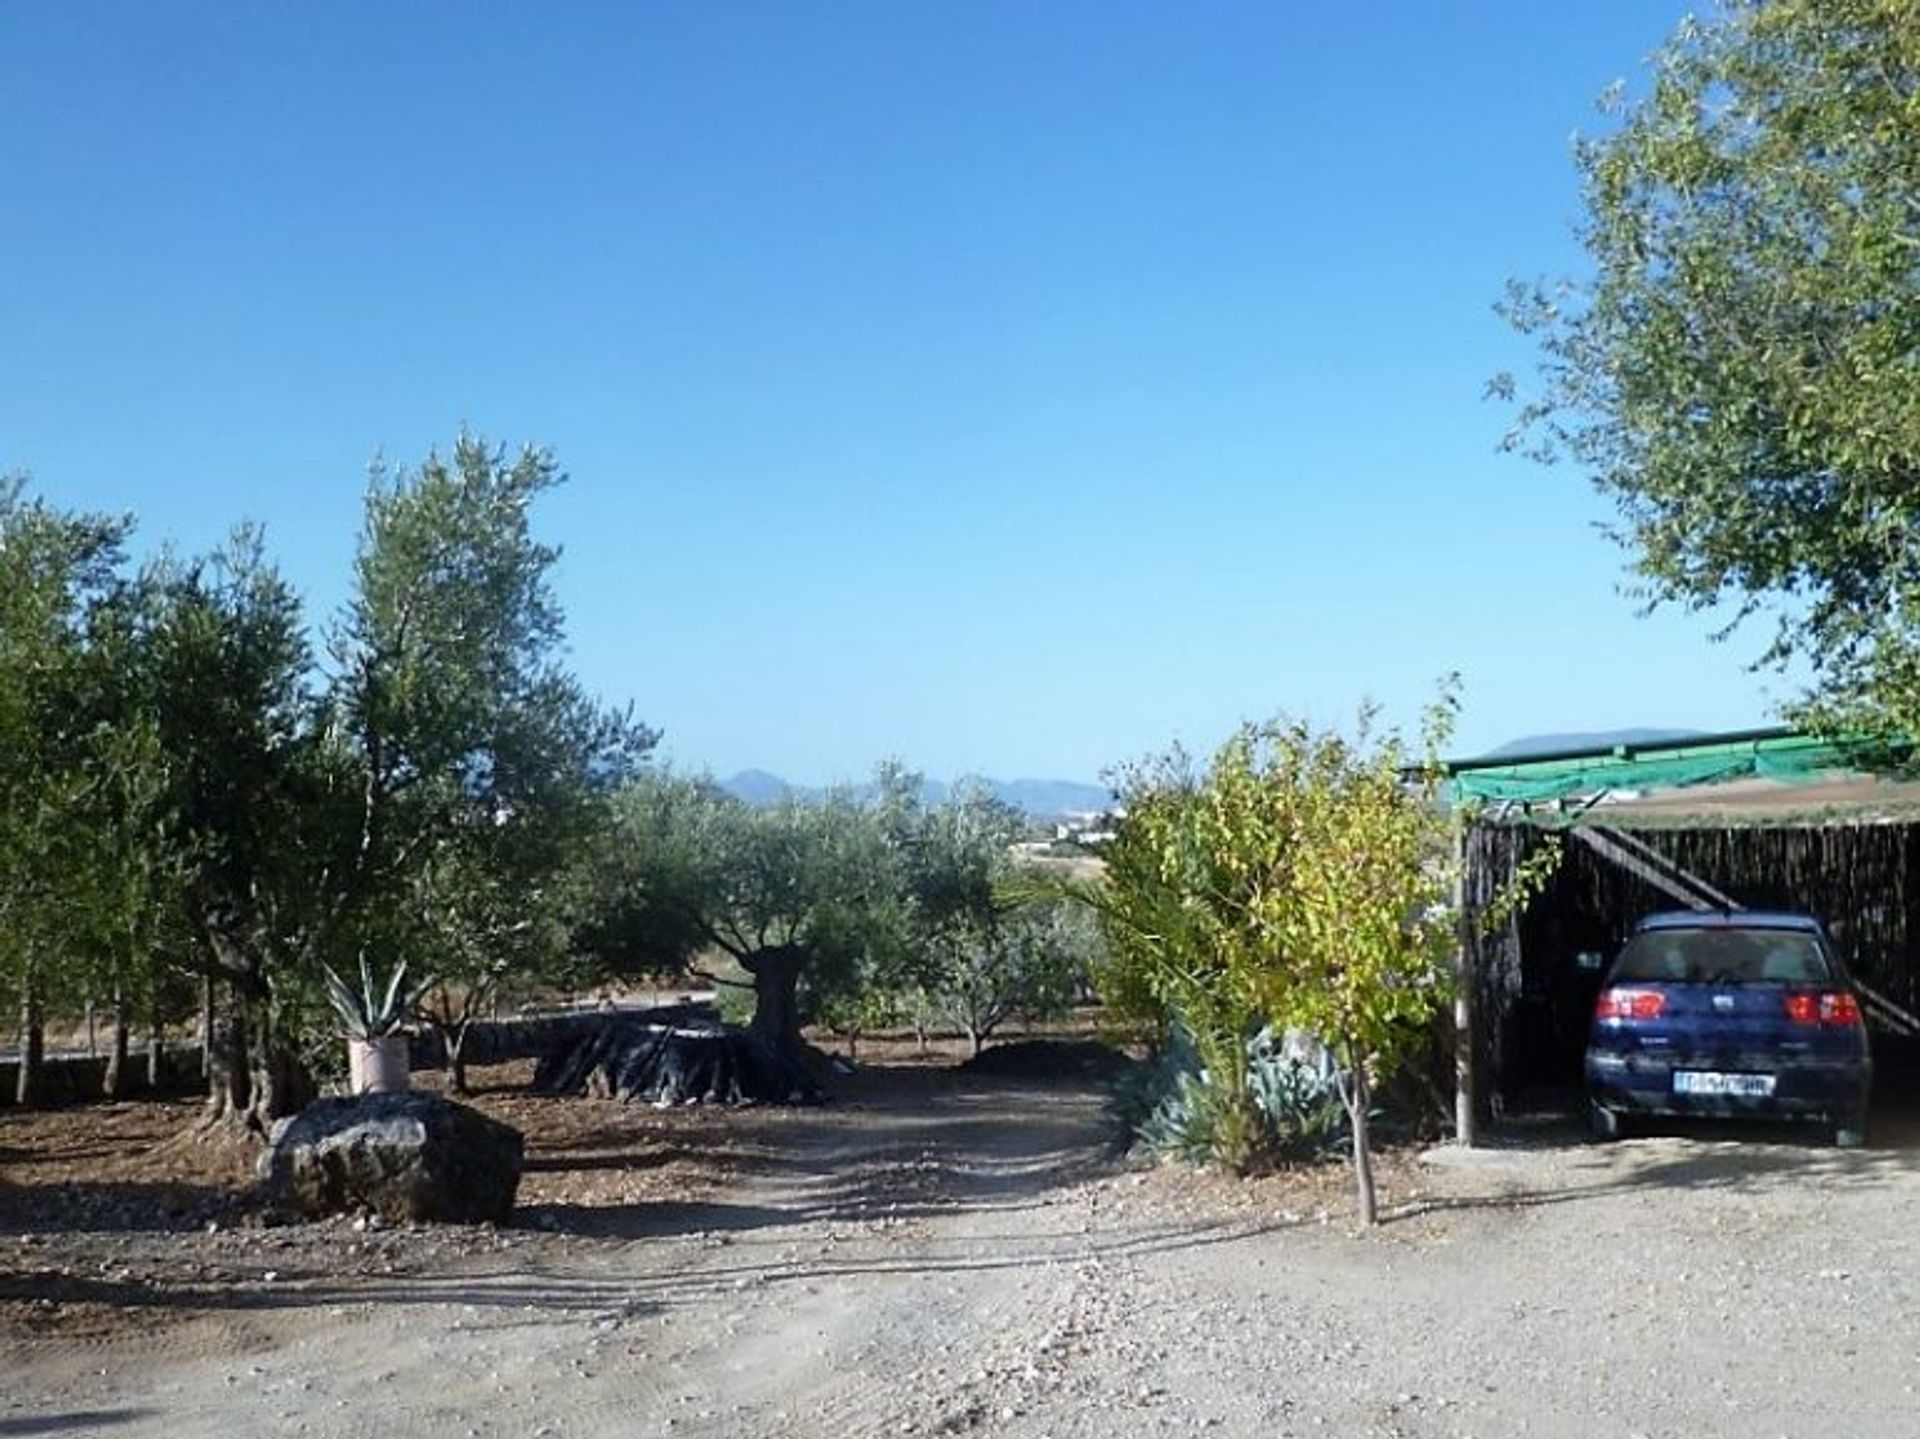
[8,1066,1920,1437]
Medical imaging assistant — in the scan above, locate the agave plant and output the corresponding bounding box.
[320,956,435,1040]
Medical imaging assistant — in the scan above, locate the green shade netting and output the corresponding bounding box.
[1445,731,1912,804]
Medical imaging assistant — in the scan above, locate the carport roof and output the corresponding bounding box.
[1443,727,1913,806]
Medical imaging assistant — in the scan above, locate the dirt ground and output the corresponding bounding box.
[6,1048,1920,1438]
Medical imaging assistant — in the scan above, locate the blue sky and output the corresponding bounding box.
[1,3,1790,785]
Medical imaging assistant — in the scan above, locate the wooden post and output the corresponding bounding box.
[1454,820,1478,1148]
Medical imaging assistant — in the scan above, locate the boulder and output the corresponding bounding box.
[260,1091,524,1224]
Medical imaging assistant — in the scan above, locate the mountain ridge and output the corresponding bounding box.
[715,770,1113,820]
[1476,728,1708,761]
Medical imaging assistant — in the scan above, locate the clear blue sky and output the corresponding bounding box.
[1,2,1789,786]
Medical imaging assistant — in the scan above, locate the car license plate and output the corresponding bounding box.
[1673,1070,1775,1097]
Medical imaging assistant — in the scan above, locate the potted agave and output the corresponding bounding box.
[321,957,433,1096]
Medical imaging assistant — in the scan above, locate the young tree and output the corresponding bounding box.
[914,897,1087,1058]
[1499,0,1920,734]
[1092,691,1553,1220]
[1237,708,1456,1225]
[901,782,1089,1056]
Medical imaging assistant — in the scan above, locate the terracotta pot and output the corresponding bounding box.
[347,1034,411,1095]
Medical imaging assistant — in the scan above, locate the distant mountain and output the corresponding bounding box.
[721,768,794,806]
[973,777,1115,818]
[717,771,1112,821]
[1478,728,1707,761]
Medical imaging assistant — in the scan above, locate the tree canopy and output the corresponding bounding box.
[0,437,648,1123]
[1089,690,1554,1221]
[1500,0,1920,733]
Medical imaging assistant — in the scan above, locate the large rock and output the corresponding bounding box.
[260,1091,524,1224]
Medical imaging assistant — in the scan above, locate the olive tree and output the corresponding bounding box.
[1500,0,1920,735]
[143,535,342,1128]
[329,435,653,1091]
[594,772,899,1058]
[0,482,139,1104]
[903,783,1090,1056]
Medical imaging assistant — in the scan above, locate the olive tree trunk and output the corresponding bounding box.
[742,944,808,1057]
[202,976,312,1135]
[102,987,131,1098]
[15,966,44,1109]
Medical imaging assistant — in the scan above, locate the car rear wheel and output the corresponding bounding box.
[1588,1100,1623,1141]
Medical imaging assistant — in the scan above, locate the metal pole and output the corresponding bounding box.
[1454,818,1478,1148]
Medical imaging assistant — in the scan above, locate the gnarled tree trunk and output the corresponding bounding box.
[201,975,312,1136]
[742,943,807,1057]
[204,979,249,1124]
[199,972,214,1079]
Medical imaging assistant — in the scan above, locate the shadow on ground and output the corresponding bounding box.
[0,1409,155,1436]
[1392,1056,1920,1225]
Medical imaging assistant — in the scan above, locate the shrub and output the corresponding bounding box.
[1106,1024,1348,1169]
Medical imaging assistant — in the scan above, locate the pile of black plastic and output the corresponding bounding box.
[533,1006,823,1106]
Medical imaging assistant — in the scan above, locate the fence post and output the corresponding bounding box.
[1454,819,1478,1148]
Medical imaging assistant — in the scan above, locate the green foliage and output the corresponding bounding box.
[584,769,1105,1059]
[1083,684,1557,1217]
[329,435,653,1079]
[889,780,1094,1054]
[0,482,150,1089]
[912,893,1091,1055]
[0,436,647,1118]
[1105,1026,1347,1168]
[812,983,904,1053]
[587,770,907,1044]
[318,958,435,1040]
[1500,0,1920,735]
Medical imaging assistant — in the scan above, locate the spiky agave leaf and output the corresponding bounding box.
[319,959,374,1040]
[319,957,436,1038]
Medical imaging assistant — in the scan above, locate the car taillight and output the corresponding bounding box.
[1783,991,1864,1026]
[1823,992,1863,1026]
[1596,988,1666,1021]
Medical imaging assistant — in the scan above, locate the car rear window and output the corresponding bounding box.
[1611,928,1834,985]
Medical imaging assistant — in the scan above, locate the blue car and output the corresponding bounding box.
[1583,910,1872,1147]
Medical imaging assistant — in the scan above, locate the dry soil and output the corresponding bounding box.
[5,1055,1920,1438]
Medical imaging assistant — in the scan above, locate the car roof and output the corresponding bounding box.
[1633,909,1825,934]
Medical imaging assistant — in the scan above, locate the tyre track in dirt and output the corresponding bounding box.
[26,1071,1920,1438]
[5,1073,1123,1438]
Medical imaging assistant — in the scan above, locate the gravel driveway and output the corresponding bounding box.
[7,1068,1920,1438]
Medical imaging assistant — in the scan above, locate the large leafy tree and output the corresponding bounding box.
[1500,0,1920,732]
[0,437,642,1123]
[330,435,654,1089]
[0,480,136,1104]
[63,585,192,1099]
[143,533,343,1128]
[593,772,897,1056]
